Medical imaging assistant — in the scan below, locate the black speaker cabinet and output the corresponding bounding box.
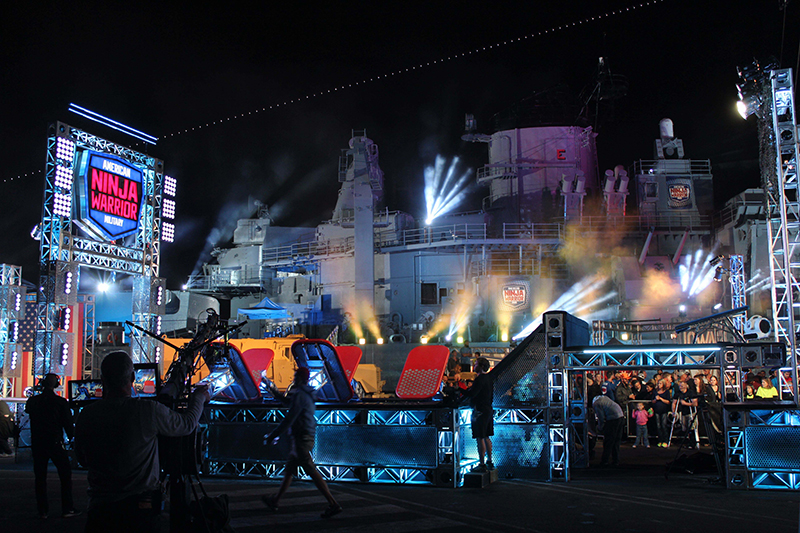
[544,311,590,355]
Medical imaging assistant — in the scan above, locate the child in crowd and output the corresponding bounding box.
[631,402,653,448]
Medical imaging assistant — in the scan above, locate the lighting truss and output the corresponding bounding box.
[567,345,722,368]
[763,69,800,372]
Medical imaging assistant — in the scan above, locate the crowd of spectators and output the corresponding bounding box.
[580,367,791,449]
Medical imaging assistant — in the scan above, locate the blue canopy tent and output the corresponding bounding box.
[237,297,290,320]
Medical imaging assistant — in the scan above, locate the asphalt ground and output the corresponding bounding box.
[2,443,799,533]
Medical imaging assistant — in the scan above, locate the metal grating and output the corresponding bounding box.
[315,425,438,468]
[745,426,800,470]
[493,325,547,407]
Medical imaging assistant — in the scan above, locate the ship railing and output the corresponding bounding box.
[633,159,712,176]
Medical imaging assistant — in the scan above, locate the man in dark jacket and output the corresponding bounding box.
[262,367,342,519]
[25,373,79,519]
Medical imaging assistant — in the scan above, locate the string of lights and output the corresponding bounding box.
[160,0,667,141]
[3,0,667,184]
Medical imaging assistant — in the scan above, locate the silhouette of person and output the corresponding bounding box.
[262,367,342,519]
[75,351,209,533]
[25,373,79,519]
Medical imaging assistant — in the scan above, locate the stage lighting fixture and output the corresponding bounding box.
[68,103,157,145]
[64,271,73,294]
[501,332,509,342]
[420,336,429,344]
[59,307,71,330]
[56,137,75,162]
[678,304,687,318]
[744,315,772,340]
[98,282,109,293]
[155,286,164,307]
[53,192,72,218]
[181,283,189,291]
[445,334,452,341]
[164,176,177,197]
[55,165,73,190]
[713,266,723,282]
[11,322,19,342]
[162,222,175,243]
[456,336,464,344]
[708,255,724,266]
[358,338,366,345]
[60,343,69,366]
[14,293,21,312]
[162,199,176,219]
[10,351,18,371]
[714,303,723,310]
[377,337,384,345]
[620,332,630,341]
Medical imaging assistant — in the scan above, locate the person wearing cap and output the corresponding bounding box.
[262,367,342,519]
[25,373,80,519]
[592,392,625,467]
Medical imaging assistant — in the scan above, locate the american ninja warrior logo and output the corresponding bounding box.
[79,152,143,240]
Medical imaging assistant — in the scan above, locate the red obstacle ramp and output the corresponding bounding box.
[395,345,449,400]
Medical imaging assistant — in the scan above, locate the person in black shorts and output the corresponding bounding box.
[262,367,342,519]
[462,357,494,472]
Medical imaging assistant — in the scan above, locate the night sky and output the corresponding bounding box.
[1,1,798,288]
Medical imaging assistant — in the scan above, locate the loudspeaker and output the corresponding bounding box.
[723,347,739,365]
[763,343,786,367]
[741,345,762,367]
[544,311,590,362]
[432,465,456,487]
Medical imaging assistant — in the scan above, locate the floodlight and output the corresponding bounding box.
[358,338,366,345]
[501,332,509,342]
[162,199,176,219]
[420,336,429,344]
[59,307,71,330]
[456,336,464,344]
[53,192,72,217]
[713,303,723,310]
[620,332,630,341]
[60,343,70,366]
[377,337,384,345]
[55,166,73,190]
[98,282,109,293]
[164,176,177,197]
[56,137,75,162]
[162,222,175,242]
[64,271,73,294]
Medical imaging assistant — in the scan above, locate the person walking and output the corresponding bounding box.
[25,373,80,519]
[262,367,342,519]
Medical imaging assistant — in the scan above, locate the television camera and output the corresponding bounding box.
[126,309,246,532]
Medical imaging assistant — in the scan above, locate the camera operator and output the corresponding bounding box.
[74,351,210,533]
